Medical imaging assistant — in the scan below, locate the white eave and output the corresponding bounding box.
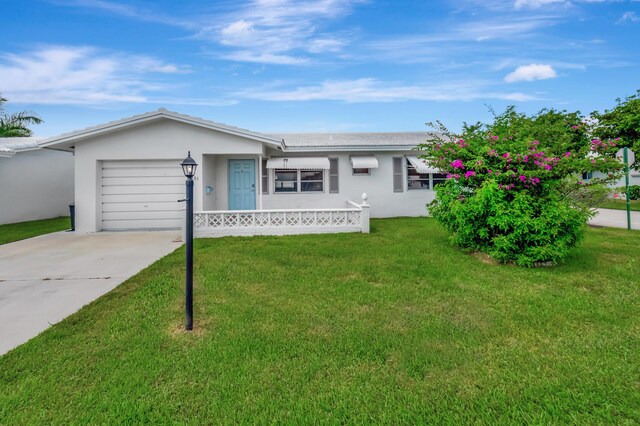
[39,108,282,151]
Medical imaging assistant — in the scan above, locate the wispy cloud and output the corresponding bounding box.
[617,11,640,24]
[235,78,540,102]
[504,63,558,82]
[48,0,195,29]
[54,0,362,65]
[0,45,231,106]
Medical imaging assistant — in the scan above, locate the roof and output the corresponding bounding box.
[0,137,45,158]
[271,132,436,152]
[40,108,282,151]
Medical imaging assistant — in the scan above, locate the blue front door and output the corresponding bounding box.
[228,160,256,210]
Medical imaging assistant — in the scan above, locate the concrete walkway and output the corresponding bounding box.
[0,231,182,355]
[590,208,640,230]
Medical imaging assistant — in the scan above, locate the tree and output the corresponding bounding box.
[0,96,43,137]
[420,107,622,266]
[591,90,640,169]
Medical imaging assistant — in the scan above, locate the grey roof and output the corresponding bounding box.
[270,132,436,151]
[0,137,45,157]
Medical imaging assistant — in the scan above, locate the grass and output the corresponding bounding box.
[1,218,639,424]
[0,216,71,245]
[599,198,640,211]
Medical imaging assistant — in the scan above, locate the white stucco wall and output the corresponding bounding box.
[260,151,435,218]
[0,149,74,224]
[73,119,266,232]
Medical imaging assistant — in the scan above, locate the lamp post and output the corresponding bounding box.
[180,152,197,330]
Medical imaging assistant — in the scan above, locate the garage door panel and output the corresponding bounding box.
[102,160,181,169]
[102,193,182,203]
[102,210,182,221]
[102,168,184,178]
[101,160,183,230]
[102,202,181,213]
[102,184,184,195]
[103,176,185,186]
[102,219,183,230]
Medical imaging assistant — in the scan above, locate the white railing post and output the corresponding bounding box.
[360,192,370,234]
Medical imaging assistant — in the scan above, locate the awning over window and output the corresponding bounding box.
[406,156,439,174]
[266,157,330,170]
[350,156,379,169]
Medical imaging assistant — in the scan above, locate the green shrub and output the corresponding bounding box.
[422,107,622,267]
[628,185,640,200]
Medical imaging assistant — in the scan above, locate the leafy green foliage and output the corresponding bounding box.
[421,107,623,266]
[626,185,640,200]
[591,90,640,169]
[0,96,43,137]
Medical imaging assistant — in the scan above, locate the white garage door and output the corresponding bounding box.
[101,160,184,230]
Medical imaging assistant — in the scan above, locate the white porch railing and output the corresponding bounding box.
[191,193,370,238]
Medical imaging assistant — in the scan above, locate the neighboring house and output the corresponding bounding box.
[40,109,443,233]
[0,138,74,225]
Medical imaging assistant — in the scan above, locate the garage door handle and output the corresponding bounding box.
[177,198,187,202]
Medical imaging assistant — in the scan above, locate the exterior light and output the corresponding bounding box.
[180,151,197,331]
[181,151,198,178]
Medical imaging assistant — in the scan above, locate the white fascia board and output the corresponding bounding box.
[281,145,420,152]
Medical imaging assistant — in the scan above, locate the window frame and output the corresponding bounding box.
[406,158,431,190]
[352,167,370,176]
[274,169,325,194]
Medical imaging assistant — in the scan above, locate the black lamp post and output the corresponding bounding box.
[180,151,197,330]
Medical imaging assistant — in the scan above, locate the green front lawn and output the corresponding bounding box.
[0,216,71,245]
[1,218,639,423]
[599,198,640,211]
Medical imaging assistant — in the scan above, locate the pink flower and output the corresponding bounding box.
[453,173,460,179]
[464,170,476,178]
[502,153,510,158]
[544,164,552,170]
[518,175,527,182]
[451,159,465,169]
[565,152,571,157]
[488,169,493,174]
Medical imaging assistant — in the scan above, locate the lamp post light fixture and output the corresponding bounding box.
[180,151,198,331]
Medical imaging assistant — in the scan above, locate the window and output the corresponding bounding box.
[432,173,447,188]
[274,169,324,193]
[329,158,339,193]
[407,159,430,190]
[353,168,370,175]
[393,157,403,192]
[582,172,593,180]
[261,159,269,194]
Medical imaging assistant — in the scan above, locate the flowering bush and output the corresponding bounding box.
[421,107,623,266]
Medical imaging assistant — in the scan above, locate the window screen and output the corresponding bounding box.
[393,157,403,192]
[261,159,269,194]
[329,158,339,193]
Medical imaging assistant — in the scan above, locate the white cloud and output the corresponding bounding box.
[0,46,207,105]
[504,63,558,82]
[514,0,567,9]
[617,11,640,24]
[235,78,540,102]
[202,0,361,64]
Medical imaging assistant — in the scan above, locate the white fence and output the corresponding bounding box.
[191,194,370,238]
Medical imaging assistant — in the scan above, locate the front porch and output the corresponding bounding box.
[186,195,371,239]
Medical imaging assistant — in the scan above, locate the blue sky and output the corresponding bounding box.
[1,0,639,136]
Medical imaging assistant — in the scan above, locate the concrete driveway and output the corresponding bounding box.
[590,208,640,230]
[0,231,182,355]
